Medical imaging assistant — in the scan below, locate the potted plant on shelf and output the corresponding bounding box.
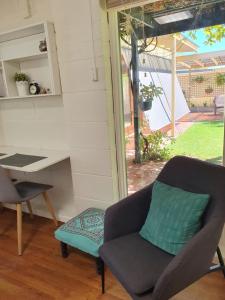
[216,73,225,86]
[205,86,214,94]
[194,75,204,84]
[139,83,163,111]
[14,72,29,96]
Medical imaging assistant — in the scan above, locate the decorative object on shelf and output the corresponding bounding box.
[14,72,29,96]
[139,83,163,111]
[39,39,47,52]
[29,81,41,95]
[40,87,51,94]
[216,73,225,86]
[194,75,204,83]
[205,86,214,94]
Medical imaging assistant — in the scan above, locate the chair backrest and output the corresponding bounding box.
[157,156,225,224]
[214,95,225,107]
[0,166,21,203]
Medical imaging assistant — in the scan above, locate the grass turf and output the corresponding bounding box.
[169,121,224,164]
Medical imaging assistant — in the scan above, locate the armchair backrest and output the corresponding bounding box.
[151,156,225,300]
[157,156,225,224]
[0,166,21,203]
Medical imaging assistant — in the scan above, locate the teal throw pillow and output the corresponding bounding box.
[140,181,209,255]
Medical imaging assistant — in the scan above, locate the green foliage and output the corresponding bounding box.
[189,25,225,45]
[140,131,171,162]
[139,83,163,102]
[14,72,29,82]
[169,121,223,165]
[194,76,204,83]
[203,102,207,107]
[216,73,225,86]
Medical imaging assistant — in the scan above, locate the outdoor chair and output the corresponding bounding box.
[214,95,225,115]
[0,166,58,255]
[100,156,225,300]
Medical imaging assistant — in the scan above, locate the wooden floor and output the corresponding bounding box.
[0,208,224,300]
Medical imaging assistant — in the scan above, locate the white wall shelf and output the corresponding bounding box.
[0,93,54,100]
[2,51,48,63]
[0,22,61,99]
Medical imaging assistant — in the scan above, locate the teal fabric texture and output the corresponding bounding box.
[55,208,105,257]
[140,181,209,255]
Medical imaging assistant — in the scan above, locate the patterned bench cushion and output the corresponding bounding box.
[55,208,105,257]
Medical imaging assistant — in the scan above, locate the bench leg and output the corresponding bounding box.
[60,242,69,258]
[96,257,105,294]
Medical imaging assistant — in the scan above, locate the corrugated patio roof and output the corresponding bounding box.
[177,50,225,70]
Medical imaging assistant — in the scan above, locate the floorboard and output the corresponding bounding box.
[0,208,224,300]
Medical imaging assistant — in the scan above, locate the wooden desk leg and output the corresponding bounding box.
[26,201,34,219]
[16,203,23,256]
[42,192,58,227]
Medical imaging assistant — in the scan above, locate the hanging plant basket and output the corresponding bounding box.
[194,76,204,84]
[205,86,214,94]
[140,100,153,111]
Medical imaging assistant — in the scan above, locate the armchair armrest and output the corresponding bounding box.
[104,184,153,242]
[152,218,224,300]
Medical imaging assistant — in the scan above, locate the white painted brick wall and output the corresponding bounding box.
[0,0,119,221]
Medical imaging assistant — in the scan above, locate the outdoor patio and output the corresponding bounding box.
[127,111,224,194]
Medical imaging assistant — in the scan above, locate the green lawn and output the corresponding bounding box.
[169,121,224,164]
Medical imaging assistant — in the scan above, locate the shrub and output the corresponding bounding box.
[140,131,171,162]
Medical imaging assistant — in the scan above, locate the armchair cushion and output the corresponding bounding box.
[100,233,174,295]
[140,181,209,255]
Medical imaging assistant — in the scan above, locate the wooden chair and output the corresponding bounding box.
[0,166,58,255]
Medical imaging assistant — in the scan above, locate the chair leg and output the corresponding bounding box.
[96,258,105,294]
[42,192,58,226]
[60,242,69,258]
[217,247,225,278]
[16,203,22,256]
[26,200,34,219]
[0,203,4,212]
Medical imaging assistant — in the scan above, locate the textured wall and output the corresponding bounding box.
[0,0,119,221]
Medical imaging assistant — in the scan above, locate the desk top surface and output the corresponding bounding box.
[0,146,70,172]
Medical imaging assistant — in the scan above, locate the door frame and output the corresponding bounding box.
[108,11,128,199]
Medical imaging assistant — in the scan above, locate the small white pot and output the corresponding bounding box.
[16,81,29,97]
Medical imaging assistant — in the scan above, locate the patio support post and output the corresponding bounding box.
[171,34,176,137]
[131,32,141,164]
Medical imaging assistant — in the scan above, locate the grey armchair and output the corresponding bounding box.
[100,156,225,300]
[0,166,58,255]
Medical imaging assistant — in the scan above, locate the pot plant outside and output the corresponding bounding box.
[194,75,204,84]
[14,72,29,96]
[216,73,225,86]
[139,83,163,111]
[205,86,214,95]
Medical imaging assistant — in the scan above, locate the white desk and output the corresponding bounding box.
[0,146,70,172]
